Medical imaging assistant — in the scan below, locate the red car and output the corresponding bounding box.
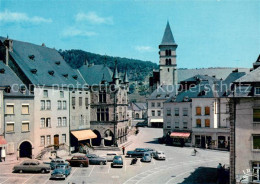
[66,156,89,167]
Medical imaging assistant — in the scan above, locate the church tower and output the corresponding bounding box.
[159,21,178,86]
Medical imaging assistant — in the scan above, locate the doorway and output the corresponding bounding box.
[19,141,32,158]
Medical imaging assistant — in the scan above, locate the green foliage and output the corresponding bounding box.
[59,49,158,82]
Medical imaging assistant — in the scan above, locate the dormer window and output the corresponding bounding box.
[31,69,37,74]
[0,68,5,74]
[62,74,68,78]
[55,61,61,65]
[48,71,54,76]
[72,75,78,80]
[255,87,260,95]
[5,86,11,93]
[20,86,26,94]
[28,55,35,60]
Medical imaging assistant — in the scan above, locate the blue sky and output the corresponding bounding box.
[0,0,259,68]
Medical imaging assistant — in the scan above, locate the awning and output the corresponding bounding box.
[0,136,7,145]
[71,130,97,141]
[170,132,190,139]
[150,119,163,123]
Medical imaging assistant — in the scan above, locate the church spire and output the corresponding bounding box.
[112,60,119,80]
[160,21,177,46]
[123,67,129,84]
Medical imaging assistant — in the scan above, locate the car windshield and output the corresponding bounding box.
[144,153,150,156]
[56,165,66,169]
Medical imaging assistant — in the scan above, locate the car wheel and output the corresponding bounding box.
[80,163,84,168]
[41,169,46,174]
[19,170,23,173]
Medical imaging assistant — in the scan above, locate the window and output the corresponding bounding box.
[151,102,155,107]
[205,119,210,127]
[57,117,62,127]
[6,123,14,132]
[6,105,14,114]
[252,162,260,183]
[183,108,188,116]
[62,134,66,143]
[183,122,188,129]
[136,113,139,119]
[253,135,260,150]
[60,91,64,98]
[99,91,106,103]
[41,100,45,110]
[255,87,260,95]
[47,135,51,145]
[62,117,67,126]
[43,90,48,98]
[157,102,161,107]
[63,101,67,110]
[79,97,82,106]
[85,98,89,106]
[157,110,161,116]
[174,108,179,116]
[22,122,29,132]
[46,118,51,127]
[72,97,76,106]
[166,122,171,129]
[196,119,201,127]
[152,110,155,116]
[58,100,62,110]
[205,107,210,115]
[196,107,201,115]
[22,105,29,114]
[97,108,109,121]
[167,109,171,116]
[40,136,45,146]
[253,109,260,122]
[40,118,45,128]
[175,121,179,129]
[46,100,51,110]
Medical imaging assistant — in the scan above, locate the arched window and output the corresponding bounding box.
[165,59,168,65]
[136,113,139,119]
[165,50,168,56]
[169,49,171,56]
[168,59,171,65]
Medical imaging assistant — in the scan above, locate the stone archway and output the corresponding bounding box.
[92,130,102,146]
[19,141,32,158]
[104,129,114,146]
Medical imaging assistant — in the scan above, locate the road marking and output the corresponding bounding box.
[125,163,127,172]
[0,178,9,184]
[67,167,78,181]
[22,175,34,184]
[88,166,95,177]
[107,164,111,173]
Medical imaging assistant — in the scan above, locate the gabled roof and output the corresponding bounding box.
[78,64,113,85]
[132,102,147,111]
[160,21,177,46]
[234,67,260,83]
[0,61,32,97]
[0,37,86,88]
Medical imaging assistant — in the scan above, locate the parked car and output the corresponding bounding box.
[154,151,166,160]
[136,121,148,127]
[86,154,107,165]
[127,148,147,157]
[66,156,89,167]
[50,163,71,180]
[13,160,51,173]
[50,158,68,170]
[111,156,123,168]
[145,148,157,157]
[106,153,117,162]
[141,152,152,162]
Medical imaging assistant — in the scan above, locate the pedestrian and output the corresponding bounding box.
[1,148,6,162]
[194,148,197,156]
[122,146,125,155]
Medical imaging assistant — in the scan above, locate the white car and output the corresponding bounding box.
[154,151,166,160]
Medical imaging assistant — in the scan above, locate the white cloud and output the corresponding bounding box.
[75,12,113,25]
[0,10,52,23]
[62,27,97,37]
[135,46,154,52]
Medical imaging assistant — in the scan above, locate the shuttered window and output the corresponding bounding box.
[6,123,14,132]
[205,107,210,115]
[205,119,210,127]
[196,107,201,115]
[196,119,201,127]
[22,122,29,132]
[22,105,29,114]
[72,97,76,106]
[63,101,67,110]
[6,105,14,114]
[79,97,82,106]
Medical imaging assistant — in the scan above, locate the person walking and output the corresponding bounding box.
[1,148,6,162]
[194,148,198,156]
[122,146,125,155]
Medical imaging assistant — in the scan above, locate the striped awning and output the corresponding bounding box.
[170,132,190,139]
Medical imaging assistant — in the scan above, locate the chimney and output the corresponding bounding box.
[3,37,13,66]
[232,68,238,73]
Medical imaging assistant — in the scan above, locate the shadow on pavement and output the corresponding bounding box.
[179,166,229,184]
[144,139,160,144]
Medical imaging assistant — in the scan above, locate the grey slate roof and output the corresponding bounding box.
[0,61,32,97]
[132,102,147,111]
[235,67,260,83]
[160,22,177,46]
[0,37,86,88]
[78,64,113,85]
[181,74,218,83]
[148,85,178,100]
